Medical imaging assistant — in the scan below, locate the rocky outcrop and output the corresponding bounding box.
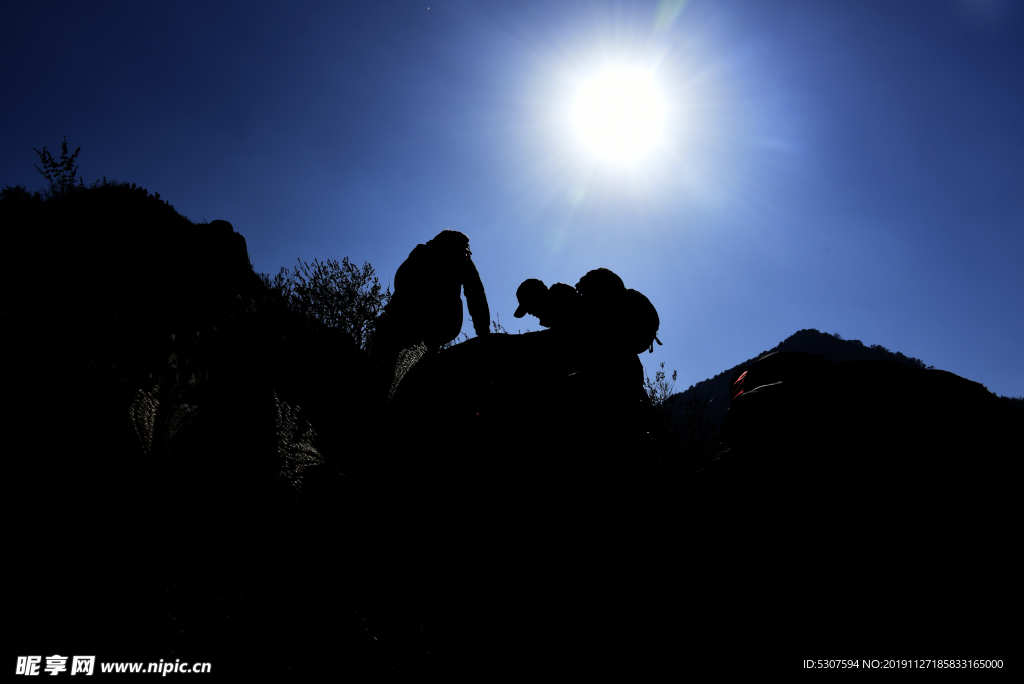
[378,330,678,673]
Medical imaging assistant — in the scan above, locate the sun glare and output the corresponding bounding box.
[572,67,666,165]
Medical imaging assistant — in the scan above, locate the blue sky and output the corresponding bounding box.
[3,0,1021,397]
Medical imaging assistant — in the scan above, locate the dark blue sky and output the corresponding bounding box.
[3,0,1022,397]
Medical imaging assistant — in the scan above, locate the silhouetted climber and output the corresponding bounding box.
[575,267,625,304]
[370,230,490,402]
[571,267,669,510]
[513,279,582,329]
[514,278,547,321]
[575,268,661,354]
[383,229,490,351]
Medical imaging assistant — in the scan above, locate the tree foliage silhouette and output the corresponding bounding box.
[0,184,42,203]
[260,257,392,352]
[34,136,83,197]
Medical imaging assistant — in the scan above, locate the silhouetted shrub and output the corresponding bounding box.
[33,135,82,198]
[0,184,43,203]
[644,361,677,407]
[259,257,391,352]
[1000,395,1024,421]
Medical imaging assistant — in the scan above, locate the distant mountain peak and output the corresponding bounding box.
[761,328,932,370]
[660,328,936,463]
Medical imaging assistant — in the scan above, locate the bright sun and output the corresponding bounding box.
[572,67,666,165]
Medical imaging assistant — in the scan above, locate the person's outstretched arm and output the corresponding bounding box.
[463,257,491,336]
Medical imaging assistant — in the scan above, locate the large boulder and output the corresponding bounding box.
[379,330,678,674]
[384,329,671,522]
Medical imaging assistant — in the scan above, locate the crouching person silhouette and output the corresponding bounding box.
[371,230,491,402]
[513,279,582,330]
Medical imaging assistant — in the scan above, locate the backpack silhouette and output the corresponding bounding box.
[615,289,661,354]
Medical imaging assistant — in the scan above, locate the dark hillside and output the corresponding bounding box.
[4,184,403,676]
[661,328,960,467]
[690,350,1020,656]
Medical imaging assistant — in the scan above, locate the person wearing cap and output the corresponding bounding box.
[378,229,491,354]
[513,279,582,330]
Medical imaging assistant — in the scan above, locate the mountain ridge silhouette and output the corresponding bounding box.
[658,327,1021,447]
